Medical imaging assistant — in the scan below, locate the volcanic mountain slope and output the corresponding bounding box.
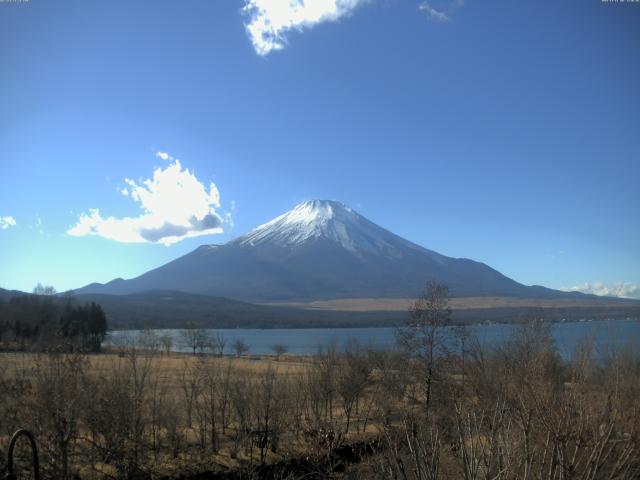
[75,200,584,302]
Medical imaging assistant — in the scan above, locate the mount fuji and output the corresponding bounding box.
[75,200,579,302]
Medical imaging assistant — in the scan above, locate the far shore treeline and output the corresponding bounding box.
[0,284,107,352]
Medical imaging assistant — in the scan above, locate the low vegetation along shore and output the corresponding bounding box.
[1,284,639,479]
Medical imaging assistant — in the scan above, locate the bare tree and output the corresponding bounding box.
[194,357,221,453]
[32,283,57,296]
[306,341,339,426]
[180,323,211,355]
[231,338,250,357]
[158,334,173,355]
[397,280,451,416]
[336,340,370,433]
[138,329,159,352]
[218,359,235,434]
[229,371,252,456]
[210,331,227,356]
[179,359,200,428]
[83,350,153,478]
[30,353,87,480]
[271,342,288,358]
[250,366,290,462]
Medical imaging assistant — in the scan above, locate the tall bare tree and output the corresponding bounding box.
[397,280,451,416]
[210,331,227,356]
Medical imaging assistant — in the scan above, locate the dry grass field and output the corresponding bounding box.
[268,296,640,311]
[0,348,383,479]
[0,350,313,376]
[2,318,640,479]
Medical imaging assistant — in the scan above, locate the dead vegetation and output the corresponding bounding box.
[1,285,639,479]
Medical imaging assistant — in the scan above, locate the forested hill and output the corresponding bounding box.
[2,288,639,331]
[74,290,404,330]
[0,289,108,351]
[76,290,640,330]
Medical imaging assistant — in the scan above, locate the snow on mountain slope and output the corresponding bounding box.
[236,200,442,261]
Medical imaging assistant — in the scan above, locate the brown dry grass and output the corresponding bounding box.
[1,351,341,477]
[0,350,313,384]
[265,296,639,311]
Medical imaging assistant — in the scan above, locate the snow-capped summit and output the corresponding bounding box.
[237,200,349,247]
[236,199,426,258]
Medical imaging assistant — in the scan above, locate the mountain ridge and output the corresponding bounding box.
[73,200,596,302]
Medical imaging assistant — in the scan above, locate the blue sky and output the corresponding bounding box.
[0,0,638,297]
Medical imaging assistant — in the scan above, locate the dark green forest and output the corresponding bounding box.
[0,285,107,352]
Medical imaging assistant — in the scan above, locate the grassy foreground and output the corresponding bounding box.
[1,348,383,479]
[2,320,640,479]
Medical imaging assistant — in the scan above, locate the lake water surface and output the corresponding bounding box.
[107,318,640,358]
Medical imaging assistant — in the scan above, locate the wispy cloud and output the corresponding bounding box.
[419,0,463,22]
[0,216,16,230]
[562,282,640,300]
[419,2,449,22]
[156,151,172,161]
[68,154,227,246]
[242,0,370,56]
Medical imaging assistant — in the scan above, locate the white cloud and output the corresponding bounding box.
[0,216,16,230]
[156,151,172,161]
[242,0,370,56]
[68,157,226,246]
[419,2,449,22]
[562,282,640,300]
[419,0,463,22]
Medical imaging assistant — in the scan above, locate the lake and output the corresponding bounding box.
[106,318,640,358]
